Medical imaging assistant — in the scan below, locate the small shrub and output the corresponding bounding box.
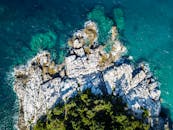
[34,89,150,130]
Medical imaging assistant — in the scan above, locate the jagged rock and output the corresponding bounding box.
[73,38,83,49]
[13,21,161,129]
[84,20,98,45]
[65,48,101,78]
[73,48,85,57]
[111,26,118,41]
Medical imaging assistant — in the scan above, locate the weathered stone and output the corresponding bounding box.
[13,21,161,130]
[73,48,85,57]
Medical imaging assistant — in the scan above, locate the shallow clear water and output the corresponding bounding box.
[122,0,173,120]
[0,0,172,129]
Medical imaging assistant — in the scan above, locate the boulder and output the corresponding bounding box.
[13,21,161,129]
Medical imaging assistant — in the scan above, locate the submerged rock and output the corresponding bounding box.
[13,21,161,129]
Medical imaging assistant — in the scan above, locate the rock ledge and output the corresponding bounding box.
[13,21,161,129]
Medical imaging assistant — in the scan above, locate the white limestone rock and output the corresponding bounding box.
[65,50,100,78]
[73,48,85,57]
[84,20,97,32]
[13,21,161,130]
[73,39,83,49]
[131,70,146,88]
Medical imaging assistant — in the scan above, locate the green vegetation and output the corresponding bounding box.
[113,8,125,32]
[34,89,149,130]
[87,6,113,44]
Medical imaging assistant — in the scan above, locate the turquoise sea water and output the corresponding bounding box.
[123,0,173,121]
[0,0,173,129]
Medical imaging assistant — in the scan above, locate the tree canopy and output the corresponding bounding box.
[34,89,149,130]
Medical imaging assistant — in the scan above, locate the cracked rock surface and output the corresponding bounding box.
[13,21,161,130]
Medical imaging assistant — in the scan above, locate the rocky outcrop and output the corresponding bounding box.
[13,21,161,129]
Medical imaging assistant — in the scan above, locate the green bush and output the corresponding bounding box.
[34,89,149,130]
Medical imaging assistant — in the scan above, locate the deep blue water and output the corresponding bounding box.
[0,0,173,129]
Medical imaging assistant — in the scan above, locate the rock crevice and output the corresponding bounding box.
[13,21,161,129]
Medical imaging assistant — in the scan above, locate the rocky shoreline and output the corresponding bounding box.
[13,21,161,129]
